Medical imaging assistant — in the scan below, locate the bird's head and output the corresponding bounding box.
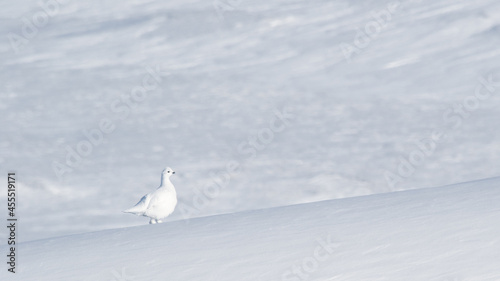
[162,167,175,176]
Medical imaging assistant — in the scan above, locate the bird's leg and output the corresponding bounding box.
[149,219,157,224]
[157,219,162,223]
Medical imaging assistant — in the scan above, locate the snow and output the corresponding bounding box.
[2,0,500,278]
[2,177,500,281]
[123,167,177,224]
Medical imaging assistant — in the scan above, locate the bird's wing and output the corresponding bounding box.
[123,193,152,215]
[144,190,163,210]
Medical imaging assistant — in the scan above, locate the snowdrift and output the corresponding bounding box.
[3,177,500,281]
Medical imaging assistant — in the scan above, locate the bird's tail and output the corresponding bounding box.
[123,208,142,215]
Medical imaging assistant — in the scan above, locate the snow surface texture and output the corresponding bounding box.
[1,0,500,242]
[123,167,177,224]
[2,177,500,281]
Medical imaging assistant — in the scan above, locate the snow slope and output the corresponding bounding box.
[2,177,500,281]
[1,0,500,241]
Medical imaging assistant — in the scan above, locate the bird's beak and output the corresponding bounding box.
[172,171,176,174]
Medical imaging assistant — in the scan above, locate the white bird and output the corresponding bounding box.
[123,167,178,224]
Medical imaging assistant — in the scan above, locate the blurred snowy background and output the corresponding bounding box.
[1,0,500,242]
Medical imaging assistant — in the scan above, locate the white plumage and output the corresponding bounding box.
[123,167,177,224]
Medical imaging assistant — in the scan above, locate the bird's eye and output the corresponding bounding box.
[167,171,170,173]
